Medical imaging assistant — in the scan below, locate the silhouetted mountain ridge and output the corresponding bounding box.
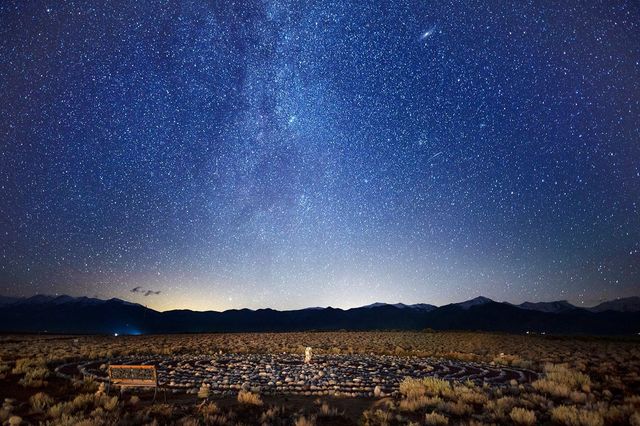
[518,300,577,313]
[0,295,638,335]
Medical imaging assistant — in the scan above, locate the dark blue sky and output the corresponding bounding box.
[1,1,638,311]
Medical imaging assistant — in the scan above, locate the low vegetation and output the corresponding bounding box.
[0,332,637,424]
[236,389,263,406]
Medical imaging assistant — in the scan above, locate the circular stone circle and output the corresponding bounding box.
[66,353,539,397]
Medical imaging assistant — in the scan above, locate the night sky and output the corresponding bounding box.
[1,1,638,312]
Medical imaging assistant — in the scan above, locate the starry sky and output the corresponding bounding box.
[1,1,639,312]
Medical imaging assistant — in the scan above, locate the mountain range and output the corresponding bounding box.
[0,294,638,335]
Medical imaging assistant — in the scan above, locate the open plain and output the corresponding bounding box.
[1,331,639,425]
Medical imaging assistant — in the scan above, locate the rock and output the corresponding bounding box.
[374,385,382,397]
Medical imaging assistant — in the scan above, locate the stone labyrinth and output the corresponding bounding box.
[68,354,539,398]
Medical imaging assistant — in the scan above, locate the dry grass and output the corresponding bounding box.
[362,409,393,426]
[237,390,263,406]
[29,392,54,412]
[294,415,316,426]
[0,332,638,425]
[509,407,536,425]
[424,411,449,425]
[318,402,339,417]
[551,405,604,426]
[8,416,22,426]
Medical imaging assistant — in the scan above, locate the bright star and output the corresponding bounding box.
[420,25,436,40]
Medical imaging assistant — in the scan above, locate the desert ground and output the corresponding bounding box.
[0,331,639,425]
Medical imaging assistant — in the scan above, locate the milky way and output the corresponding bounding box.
[1,1,638,311]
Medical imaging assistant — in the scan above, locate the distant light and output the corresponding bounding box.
[114,333,119,337]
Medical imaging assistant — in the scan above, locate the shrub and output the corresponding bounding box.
[237,390,262,406]
[399,395,442,412]
[177,416,199,426]
[425,411,449,425]
[533,364,592,400]
[71,394,95,412]
[259,406,283,423]
[294,415,316,426]
[100,395,119,412]
[319,402,338,417]
[75,376,99,393]
[422,377,452,397]
[437,400,473,416]
[487,396,517,421]
[29,392,54,412]
[200,401,219,416]
[545,364,591,392]
[12,357,47,375]
[48,402,68,419]
[454,385,488,405]
[551,405,604,426]
[399,377,451,399]
[533,378,570,398]
[18,365,50,388]
[197,383,209,399]
[509,407,536,425]
[362,409,392,426]
[399,378,426,398]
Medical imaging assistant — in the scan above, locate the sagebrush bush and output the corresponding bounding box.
[399,377,426,398]
[437,400,473,416]
[509,407,536,425]
[422,377,453,397]
[319,402,338,417]
[197,383,209,399]
[424,411,449,425]
[100,395,119,412]
[29,392,54,412]
[0,408,11,423]
[294,415,316,426]
[399,377,451,399]
[399,395,442,412]
[533,378,570,398]
[454,385,488,405]
[362,409,392,426]
[12,357,47,375]
[237,390,262,406]
[259,406,283,423]
[544,364,591,392]
[487,396,517,421]
[551,405,604,426]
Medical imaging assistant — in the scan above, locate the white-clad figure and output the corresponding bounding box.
[304,347,312,364]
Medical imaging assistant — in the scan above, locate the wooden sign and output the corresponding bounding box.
[107,365,164,400]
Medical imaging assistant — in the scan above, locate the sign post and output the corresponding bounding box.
[107,365,165,402]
